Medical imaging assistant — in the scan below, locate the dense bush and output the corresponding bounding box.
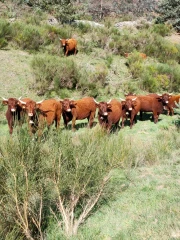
[155,0,180,32]
[0,19,12,48]
[31,54,79,95]
[0,125,179,238]
[12,22,44,51]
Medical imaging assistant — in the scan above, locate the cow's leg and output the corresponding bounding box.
[153,111,158,123]
[74,48,77,55]
[8,121,13,134]
[88,111,95,128]
[130,113,135,129]
[140,111,143,120]
[71,116,76,131]
[65,49,69,56]
[55,114,61,129]
[121,116,125,129]
[107,121,112,133]
[170,107,174,116]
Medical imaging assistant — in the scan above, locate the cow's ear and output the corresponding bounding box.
[95,103,99,107]
[36,103,42,109]
[107,104,112,109]
[70,101,77,107]
[18,101,26,108]
[2,100,8,105]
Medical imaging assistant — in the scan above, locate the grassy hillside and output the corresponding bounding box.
[0,8,180,240]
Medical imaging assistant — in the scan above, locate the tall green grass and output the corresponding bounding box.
[0,121,179,239]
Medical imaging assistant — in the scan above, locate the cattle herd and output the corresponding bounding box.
[1,92,180,136]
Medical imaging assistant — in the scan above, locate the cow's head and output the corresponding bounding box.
[124,92,136,97]
[2,97,19,112]
[120,97,137,111]
[95,100,112,117]
[161,93,172,105]
[18,99,43,123]
[60,38,68,47]
[60,99,76,112]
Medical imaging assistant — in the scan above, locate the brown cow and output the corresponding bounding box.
[60,97,96,130]
[95,99,122,132]
[18,98,44,134]
[2,97,22,134]
[160,93,180,115]
[36,99,62,134]
[121,95,164,128]
[60,38,77,56]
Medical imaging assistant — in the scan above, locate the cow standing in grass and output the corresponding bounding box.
[159,93,180,115]
[60,97,96,130]
[18,98,44,134]
[2,97,22,134]
[121,95,164,128]
[60,38,77,56]
[36,99,62,134]
[95,99,122,132]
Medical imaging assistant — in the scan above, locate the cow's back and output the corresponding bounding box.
[170,95,180,106]
[73,97,96,120]
[67,39,77,51]
[137,95,163,113]
[39,99,62,125]
[108,99,122,123]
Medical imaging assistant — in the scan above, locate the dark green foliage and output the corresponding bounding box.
[0,130,47,239]
[155,0,180,32]
[0,19,12,48]
[12,22,44,51]
[150,23,173,37]
[31,54,79,95]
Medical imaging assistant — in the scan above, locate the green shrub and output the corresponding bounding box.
[78,63,108,97]
[150,23,173,37]
[12,23,43,51]
[0,19,12,48]
[31,54,79,95]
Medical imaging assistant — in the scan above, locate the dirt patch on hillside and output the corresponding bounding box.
[165,33,180,44]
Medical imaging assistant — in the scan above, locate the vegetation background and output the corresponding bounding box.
[0,0,180,239]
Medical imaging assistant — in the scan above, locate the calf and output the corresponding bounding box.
[2,97,22,134]
[60,97,96,130]
[60,38,77,56]
[95,99,122,132]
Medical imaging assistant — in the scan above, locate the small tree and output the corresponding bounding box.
[155,0,180,32]
[0,131,46,240]
[44,129,120,236]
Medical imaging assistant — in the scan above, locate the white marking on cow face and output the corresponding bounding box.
[28,113,33,117]
[165,101,169,104]
[29,120,34,124]
[11,108,16,112]
[67,108,71,112]
[100,116,104,120]
[129,107,132,111]
[126,112,129,115]
[103,112,108,116]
